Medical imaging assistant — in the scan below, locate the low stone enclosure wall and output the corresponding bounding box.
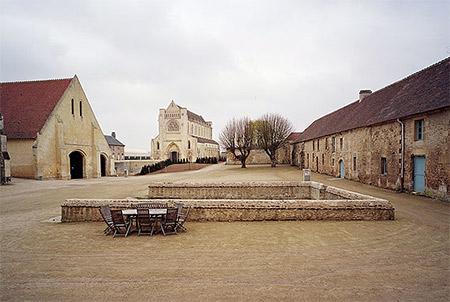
[61,181,394,222]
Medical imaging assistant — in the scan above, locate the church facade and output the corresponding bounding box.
[151,101,219,162]
[0,76,114,180]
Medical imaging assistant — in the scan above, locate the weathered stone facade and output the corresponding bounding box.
[295,104,449,200]
[292,59,450,200]
[151,101,219,162]
[1,76,114,179]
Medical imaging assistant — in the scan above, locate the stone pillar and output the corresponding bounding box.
[302,169,311,181]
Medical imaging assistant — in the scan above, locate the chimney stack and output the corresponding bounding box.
[111,132,116,138]
[359,90,372,103]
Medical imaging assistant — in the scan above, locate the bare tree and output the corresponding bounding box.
[219,117,255,168]
[255,113,294,167]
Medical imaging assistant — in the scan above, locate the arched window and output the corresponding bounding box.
[79,101,83,117]
[157,142,160,150]
[71,99,74,115]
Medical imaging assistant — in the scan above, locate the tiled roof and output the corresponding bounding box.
[105,135,125,146]
[192,135,219,145]
[287,132,302,141]
[187,110,206,123]
[0,78,73,139]
[298,58,450,142]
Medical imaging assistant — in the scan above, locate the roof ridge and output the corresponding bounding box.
[0,77,73,84]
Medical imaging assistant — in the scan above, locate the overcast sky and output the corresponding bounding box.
[1,0,448,151]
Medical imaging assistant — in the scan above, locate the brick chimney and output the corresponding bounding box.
[359,90,372,103]
[111,132,116,138]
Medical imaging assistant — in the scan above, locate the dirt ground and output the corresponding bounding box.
[0,164,448,301]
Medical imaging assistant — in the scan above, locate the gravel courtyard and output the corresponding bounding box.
[1,164,448,301]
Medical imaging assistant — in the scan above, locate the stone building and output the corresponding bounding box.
[151,101,219,162]
[0,113,11,184]
[105,132,125,160]
[0,76,114,179]
[293,58,449,200]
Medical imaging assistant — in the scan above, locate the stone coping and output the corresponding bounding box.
[62,198,392,209]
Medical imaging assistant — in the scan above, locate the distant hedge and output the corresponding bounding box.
[140,157,220,175]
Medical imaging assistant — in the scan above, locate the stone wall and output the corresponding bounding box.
[295,108,450,200]
[115,159,158,176]
[226,146,292,165]
[62,181,394,222]
[61,198,394,222]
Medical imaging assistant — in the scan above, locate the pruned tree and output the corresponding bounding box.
[219,117,255,168]
[255,113,294,167]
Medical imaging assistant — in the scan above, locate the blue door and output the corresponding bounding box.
[339,160,345,178]
[414,156,426,192]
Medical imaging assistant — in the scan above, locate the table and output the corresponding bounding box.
[122,209,168,235]
[122,209,167,216]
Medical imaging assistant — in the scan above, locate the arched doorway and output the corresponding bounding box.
[69,151,84,179]
[339,160,345,179]
[100,154,107,177]
[170,151,178,163]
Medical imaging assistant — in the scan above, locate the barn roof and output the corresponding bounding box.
[298,58,450,142]
[0,78,73,139]
[104,135,125,146]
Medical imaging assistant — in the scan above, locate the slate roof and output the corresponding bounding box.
[287,132,302,141]
[298,58,450,142]
[187,110,206,123]
[105,135,125,146]
[192,135,219,145]
[0,78,73,139]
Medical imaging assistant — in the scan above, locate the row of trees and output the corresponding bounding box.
[219,113,293,168]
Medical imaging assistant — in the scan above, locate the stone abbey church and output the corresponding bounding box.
[151,101,219,162]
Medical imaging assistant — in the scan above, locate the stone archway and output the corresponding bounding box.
[69,151,84,179]
[166,143,181,163]
[100,154,107,177]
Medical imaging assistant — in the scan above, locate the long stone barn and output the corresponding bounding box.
[292,57,450,200]
[0,75,114,180]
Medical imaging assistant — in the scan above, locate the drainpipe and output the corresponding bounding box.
[397,119,405,192]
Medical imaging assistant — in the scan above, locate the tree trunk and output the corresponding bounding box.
[241,157,247,168]
[271,156,276,167]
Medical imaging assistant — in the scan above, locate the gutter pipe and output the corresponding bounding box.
[397,119,405,192]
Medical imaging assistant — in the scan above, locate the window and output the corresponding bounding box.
[332,158,335,166]
[415,119,424,141]
[188,140,191,149]
[381,157,387,174]
[340,137,343,150]
[325,138,328,150]
[157,142,160,150]
[71,99,74,115]
[312,140,315,151]
[322,154,324,165]
[353,156,357,171]
[79,101,83,116]
[332,137,335,152]
[317,140,320,151]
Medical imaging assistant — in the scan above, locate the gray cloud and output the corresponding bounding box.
[1,0,448,150]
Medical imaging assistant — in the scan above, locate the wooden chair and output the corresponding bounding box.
[175,206,190,232]
[149,203,168,209]
[161,208,178,236]
[137,208,153,236]
[99,205,113,235]
[110,209,132,237]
